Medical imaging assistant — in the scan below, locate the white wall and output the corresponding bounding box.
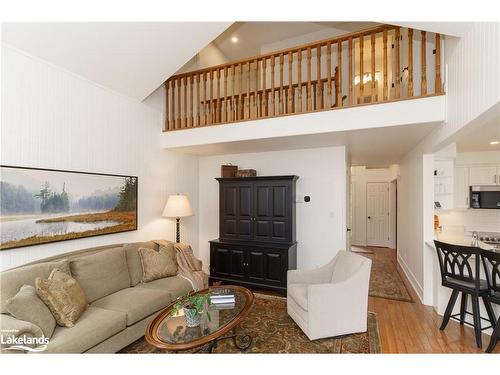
[350,165,399,247]
[198,146,347,271]
[0,45,200,270]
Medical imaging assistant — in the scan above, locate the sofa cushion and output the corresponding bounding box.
[124,241,159,286]
[70,247,130,303]
[0,259,69,314]
[35,270,87,328]
[6,285,56,338]
[138,246,177,283]
[135,275,193,300]
[288,284,308,311]
[91,287,171,326]
[44,306,126,353]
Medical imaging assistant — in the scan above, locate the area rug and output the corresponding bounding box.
[363,254,414,303]
[119,294,381,354]
[351,246,374,254]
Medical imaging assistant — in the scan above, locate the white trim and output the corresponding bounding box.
[397,254,424,303]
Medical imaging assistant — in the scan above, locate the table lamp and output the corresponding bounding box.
[162,194,193,243]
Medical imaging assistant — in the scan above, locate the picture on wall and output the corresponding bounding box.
[0,165,138,250]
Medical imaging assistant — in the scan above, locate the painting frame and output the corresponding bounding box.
[0,165,138,250]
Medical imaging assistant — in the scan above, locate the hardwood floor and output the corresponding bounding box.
[361,246,499,353]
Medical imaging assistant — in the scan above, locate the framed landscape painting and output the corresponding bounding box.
[0,165,138,250]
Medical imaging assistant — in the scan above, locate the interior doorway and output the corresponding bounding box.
[366,182,390,247]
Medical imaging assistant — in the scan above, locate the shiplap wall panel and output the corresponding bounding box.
[0,45,199,270]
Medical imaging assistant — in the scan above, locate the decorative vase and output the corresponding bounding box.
[183,307,201,327]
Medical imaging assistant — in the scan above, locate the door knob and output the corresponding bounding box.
[367,216,372,219]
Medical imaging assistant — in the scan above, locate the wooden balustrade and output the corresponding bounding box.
[163,24,445,131]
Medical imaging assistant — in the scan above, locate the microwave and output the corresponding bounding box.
[470,186,500,209]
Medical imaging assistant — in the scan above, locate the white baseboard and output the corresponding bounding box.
[397,254,424,303]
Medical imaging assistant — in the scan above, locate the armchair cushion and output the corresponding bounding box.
[288,284,308,311]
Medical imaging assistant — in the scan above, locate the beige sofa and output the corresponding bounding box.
[0,241,195,353]
[287,251,372,340]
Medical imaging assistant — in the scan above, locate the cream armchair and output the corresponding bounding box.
[287,251,372,340]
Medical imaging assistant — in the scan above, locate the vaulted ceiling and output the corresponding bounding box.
[2,22,232,101]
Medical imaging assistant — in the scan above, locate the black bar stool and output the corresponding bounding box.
[434,241,496,348]
[481,249,500,353]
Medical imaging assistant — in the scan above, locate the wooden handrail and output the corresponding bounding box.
[163,24,445,131]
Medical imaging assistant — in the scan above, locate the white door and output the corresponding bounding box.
[469,166,497,185]
[366,182,390,247]
[454,167,470,209]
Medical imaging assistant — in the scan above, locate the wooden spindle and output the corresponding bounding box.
[307,47,312,111]
[183,77,188,128]
[176,77,181,129]
[395,28,401,99]
[371,33,376,103]
[383,29,388,100]
[408,28,414,97]
[262,58,267,117]
[288,51,293,113]
[254,59,258,118]
[238,63,243,120]
[316,45,322,109]
[297,50,302,113]
[189,76,194,127]
[359,33,364,104]
[170,79,175,130]
[348,37,353,105]
[327,42,332,108]
[279,53,284,115]
[334,66,339,106]
[216,69,220,123]
[421,31,427,95]
[203,72,208,125]
[246,61,250,119]
[223,67,228,123]
[435,33,442,94]
[196,74,201,126]
[337,41,343,108]
[231,65,235,121]
[270,56,275,116]
[209,71,214,124]
[164,80,169,131]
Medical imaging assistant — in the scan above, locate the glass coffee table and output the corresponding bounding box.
[145,285,254,353]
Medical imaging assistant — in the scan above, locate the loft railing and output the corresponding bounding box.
[163,24,444,132]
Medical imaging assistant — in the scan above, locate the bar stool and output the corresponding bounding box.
[481,249,500,353]
[434,241,496,348]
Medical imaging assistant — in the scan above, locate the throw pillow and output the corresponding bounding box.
[138,245,178,283]
[35,269,87,328]
[6,285,57,338]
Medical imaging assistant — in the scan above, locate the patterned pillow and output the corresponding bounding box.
[35,269,87,328]
[138,245,178,283]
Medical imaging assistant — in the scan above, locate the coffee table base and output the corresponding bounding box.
[192,328,252,353]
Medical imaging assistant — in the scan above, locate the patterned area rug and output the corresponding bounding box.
[120,294,381,354]
[363,253,414,303]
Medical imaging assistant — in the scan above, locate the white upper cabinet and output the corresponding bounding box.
[469,166,499,185]
[454,167,470,209]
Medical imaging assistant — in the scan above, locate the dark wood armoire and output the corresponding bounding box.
[209,175,298,294]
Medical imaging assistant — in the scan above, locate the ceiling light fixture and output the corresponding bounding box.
[231,36,238,43]
[490,141,500,145]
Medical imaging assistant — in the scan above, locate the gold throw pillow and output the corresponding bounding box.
[138,245,178,283]
[35,269,87,328]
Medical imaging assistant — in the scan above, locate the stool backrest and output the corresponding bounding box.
[434,240,481,289]
[481,250,500,296]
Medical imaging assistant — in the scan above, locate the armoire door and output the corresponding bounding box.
[210,245,247,280]
[253,181,291,242]
[220,181,254,240]
[247,247,287,286]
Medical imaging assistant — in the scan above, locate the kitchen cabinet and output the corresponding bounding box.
[454,167,470,209]
[469,166,500,186]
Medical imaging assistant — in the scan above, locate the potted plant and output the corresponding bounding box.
[170,293,211,328]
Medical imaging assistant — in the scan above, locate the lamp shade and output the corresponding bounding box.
[162,195,193,218]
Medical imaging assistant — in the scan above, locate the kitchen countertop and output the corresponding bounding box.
[426,231,497,251]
